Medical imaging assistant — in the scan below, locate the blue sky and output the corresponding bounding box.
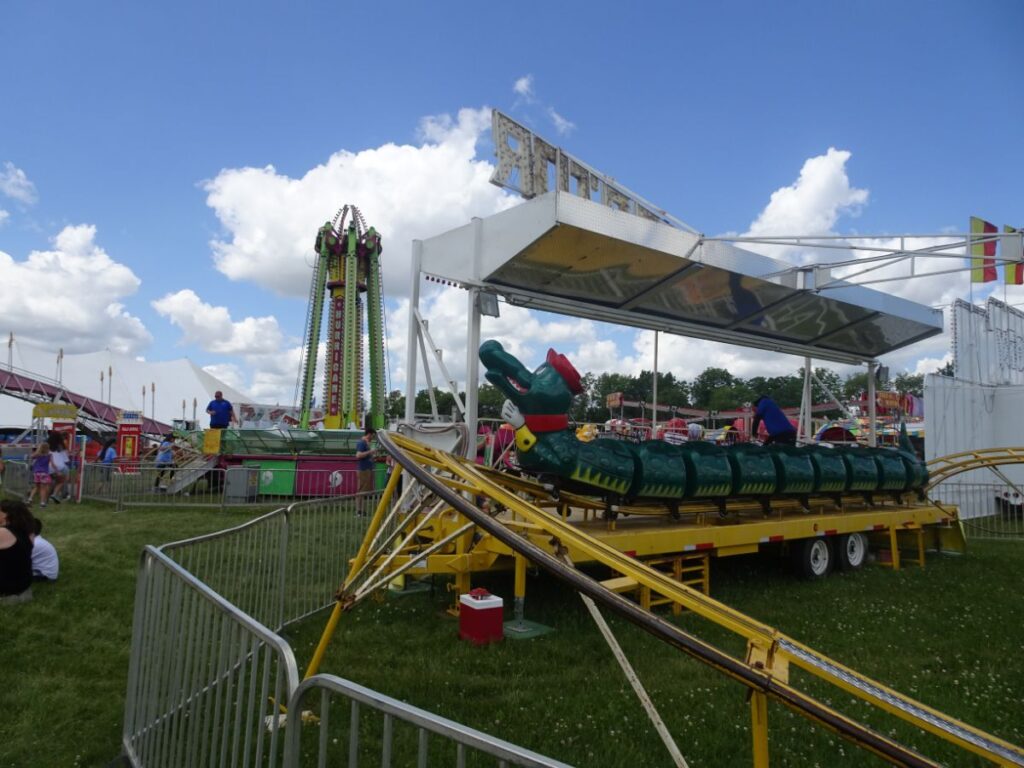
[1,1,1022,413]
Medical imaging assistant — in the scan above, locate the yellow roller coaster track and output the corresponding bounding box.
[926,447,1024,490]
[309,432,1024,768]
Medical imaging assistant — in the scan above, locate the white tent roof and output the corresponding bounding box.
[0,339,251,428]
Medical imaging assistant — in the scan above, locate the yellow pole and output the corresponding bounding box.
[304,601,343,680]
[345,464,403,586]
[750,690,770,768]
[513,551,527,623]
[305,462,404,681]
[888,527,901,571]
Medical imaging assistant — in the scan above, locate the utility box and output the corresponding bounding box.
[224,467,258,503]
[459,589,504,645]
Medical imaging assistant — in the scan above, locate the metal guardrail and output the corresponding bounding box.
[123,546,299,768]
[159,493,379,631]
[75,460,374,511]
[282,675,571,768]
[930,481,1024,540]
[121,488,568,768]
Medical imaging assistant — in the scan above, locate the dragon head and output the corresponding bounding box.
[479,340,583,423]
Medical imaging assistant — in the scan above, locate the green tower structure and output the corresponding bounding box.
[298,205,387,431]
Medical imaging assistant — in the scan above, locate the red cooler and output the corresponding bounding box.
[458,588,504,645]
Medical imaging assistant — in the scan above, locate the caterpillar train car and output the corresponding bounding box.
[480,340,927,514]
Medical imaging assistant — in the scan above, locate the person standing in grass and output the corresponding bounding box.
[0,499,34,604]
[354,427,376,517]
[154,434,176,490]
[26,443,53,507]
[49,434,70,503]
[98,438,117,491]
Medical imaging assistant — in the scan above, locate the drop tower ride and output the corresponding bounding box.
[298,205,387,431]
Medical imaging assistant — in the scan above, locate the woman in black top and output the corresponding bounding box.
[0,499,34,603]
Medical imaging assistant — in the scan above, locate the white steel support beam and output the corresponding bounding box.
[464,218,484,457]
[404,241,423,423]
[801,357,813,444]
[867,361,878,448]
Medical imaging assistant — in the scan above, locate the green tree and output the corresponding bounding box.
[691,368,736,409]
[894,372,924,397]
[843,372,869,401]
[636,370,691,416]
[385,389,405,420]
[569,372,602,423]
[414,388,458,419]
[935,360,955,377]
[477,383,506,420]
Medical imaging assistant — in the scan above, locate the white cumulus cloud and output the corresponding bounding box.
[513,75,534,98]
[0,224,150,354]
[547,107,575,136]
[0,210,8,227]
[202,107,517,300]
[0,162,38,204]
[742,148,868,262]
[151,289,286,355]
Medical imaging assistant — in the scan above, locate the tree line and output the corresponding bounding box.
[385,362,946,424]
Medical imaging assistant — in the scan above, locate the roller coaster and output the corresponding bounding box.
[298,341,1024,766]
[303,429,1023,767]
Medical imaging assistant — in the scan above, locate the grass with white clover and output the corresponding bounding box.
[2,496,1022,767]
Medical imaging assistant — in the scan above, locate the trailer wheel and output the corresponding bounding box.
[793,538,833,579]
[835,533,868,570]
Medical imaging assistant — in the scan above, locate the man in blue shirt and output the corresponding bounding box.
[354,427,376,516]
[206,391,235,429]
[751,395,798,445]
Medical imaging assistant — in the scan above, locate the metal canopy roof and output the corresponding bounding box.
[418,192,943,365]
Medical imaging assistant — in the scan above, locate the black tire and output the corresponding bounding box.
[835,532,869,571]
[792,537,833,579]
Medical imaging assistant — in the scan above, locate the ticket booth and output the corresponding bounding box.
[117,410,143,473]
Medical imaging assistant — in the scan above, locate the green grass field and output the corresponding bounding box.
[2,499,1022,767]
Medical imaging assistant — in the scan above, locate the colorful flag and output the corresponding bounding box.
[1005,225,1024,285]
[970,216,998,283]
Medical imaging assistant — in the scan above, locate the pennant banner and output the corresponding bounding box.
[970,216,997,283]
[1005,225,1024,285]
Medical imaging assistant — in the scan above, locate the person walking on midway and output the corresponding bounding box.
[354,427,376,517]
[751,395,798,445]
[206,391,236,429]
[154,433,176,490]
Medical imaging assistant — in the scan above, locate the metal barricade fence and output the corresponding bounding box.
[159,492,381,631]
[930,481,1024,540]
[123,546,299,768]
[282,675,571,768]
[1,458,30,498]
[78,460,370,511]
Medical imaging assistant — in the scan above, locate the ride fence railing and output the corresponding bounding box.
[123,545,299,768]
[930,481,1024,540]
[158,492,380,631]
[282,675,572,768]
[123,484,569,768]
[72,459,371,511]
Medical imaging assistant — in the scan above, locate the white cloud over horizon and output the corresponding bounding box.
[0,109,995,410]
[0,224,151,354]
[151,289,287,356]
[202,107,517,300]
